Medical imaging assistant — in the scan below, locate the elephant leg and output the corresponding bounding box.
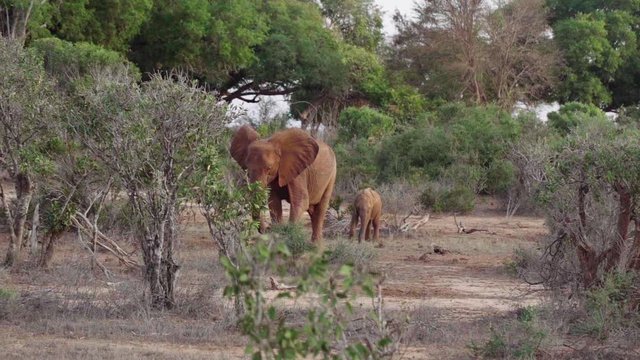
[373,215,380,242]
[365,218,372,241]
[358,211,370,243]
[269,192,283,225]
[310,175,335,245]
[287,181,309,223]
[349,209,359,239]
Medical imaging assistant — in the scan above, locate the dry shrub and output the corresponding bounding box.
[327,238,376,271]
[376,180,423,230]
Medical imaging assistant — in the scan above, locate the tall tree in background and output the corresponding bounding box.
[292,0,388,129]
[318,0,384,51]
[485,0,559,107]
[0,39,60,267]
[131,0,347,104]
[46,0,152,52]
[0,0,50,42]
[389,0,558,108]
[391,0,490,104]
[548,0,640,109]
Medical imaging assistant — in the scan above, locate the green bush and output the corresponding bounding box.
[469,306,547,359]
[271,223,313,258]
[419,184,440,211]
[334,137,380,193]
[383,85,431,124]
[575,272,639,340]
[30,37,140,90]
[547,102,608,136]
[338,106,394,141]
[221,233,397,359]
[441,187,475,213]
[439,163,486,193]
[450,105,520,166]
[485,159,516,195]
[377,126,453,182]
[0,288,17,300]
[328,239,376,271]
[420,185,475,213]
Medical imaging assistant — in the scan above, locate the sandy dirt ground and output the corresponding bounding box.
[0,199,550,359]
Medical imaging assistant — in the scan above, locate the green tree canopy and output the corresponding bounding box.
[131,0,347,103]
[318,0,384,51]
[45,0,152,52]
[549,0,640,108]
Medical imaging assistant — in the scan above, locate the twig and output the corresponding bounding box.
[269,277,296,291]
[71,212,139,268]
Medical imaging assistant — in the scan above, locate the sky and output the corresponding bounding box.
[375,0,416,36]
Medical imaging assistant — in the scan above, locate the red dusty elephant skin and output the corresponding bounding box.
[230,125,336,245]
[349,188,382,243]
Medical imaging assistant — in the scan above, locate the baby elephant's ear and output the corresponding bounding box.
[230,125,260,169]
[270,129,319,187]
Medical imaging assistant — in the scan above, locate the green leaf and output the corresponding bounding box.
[339,264,353,277]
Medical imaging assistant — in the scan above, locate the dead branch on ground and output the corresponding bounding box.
[269,277,296,291]
[453,213,489,234]
[71,211,139,269]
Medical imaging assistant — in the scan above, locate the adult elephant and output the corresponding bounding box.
[230,125,336,245]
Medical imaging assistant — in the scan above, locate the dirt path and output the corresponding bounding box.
[0,330,246,360]
[1,199,549,359]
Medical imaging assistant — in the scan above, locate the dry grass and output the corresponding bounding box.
[3,202,636,359]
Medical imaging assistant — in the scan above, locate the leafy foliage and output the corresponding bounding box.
[338,107,394,141]
[547,102,608,136]
[319,0,384,51]
[271,223,313,258]
[221,236,398,359]
[468,307,547,359]
[45,0,153,52]
[550,0,640,108]
[30,37,140,91]
[575,272,639,340]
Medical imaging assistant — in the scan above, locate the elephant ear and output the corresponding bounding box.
[230,125,260,169]
[271,128,319,187]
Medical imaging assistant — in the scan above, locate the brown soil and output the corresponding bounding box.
[0,200,550,359]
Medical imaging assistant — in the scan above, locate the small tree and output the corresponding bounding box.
[533,119,640,288]
[0,38,59,267]
[76,71,229,309]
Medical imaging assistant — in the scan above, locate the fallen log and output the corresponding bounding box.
[453,213,489,234]
[270,277,297,291]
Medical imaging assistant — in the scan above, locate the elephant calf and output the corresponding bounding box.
[349,188,382,243]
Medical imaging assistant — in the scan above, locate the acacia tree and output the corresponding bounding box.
[0,38,59,267]
[389,0,558,107]
[485,0,559,107]
[532,118,640,288]
[76,72,228,309]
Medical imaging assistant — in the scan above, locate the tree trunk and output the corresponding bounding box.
[576,244,599,288]
[39,232,62,268]
[141,210,180,310]
[3,173,33,267]
[161,208,179,309]
[29,202,40,256]
[606,184,632,272]
[629,218,640,271]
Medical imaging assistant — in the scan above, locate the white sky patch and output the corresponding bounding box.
[376,0,416,36]
[513,102,560,122]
